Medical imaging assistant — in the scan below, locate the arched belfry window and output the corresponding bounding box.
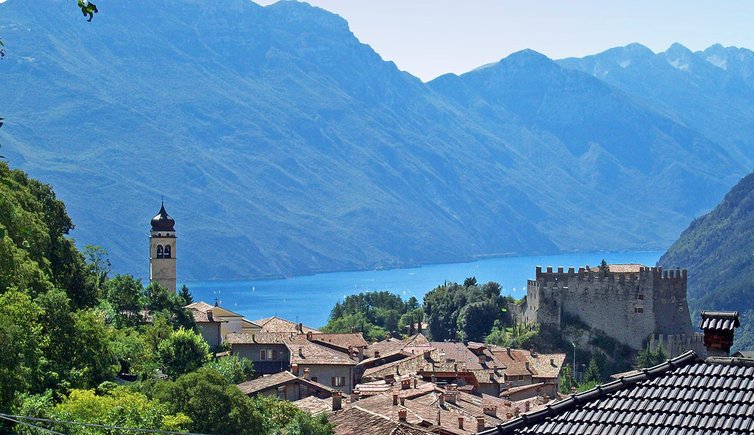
[164,245,172,259]
[156,245,164,259]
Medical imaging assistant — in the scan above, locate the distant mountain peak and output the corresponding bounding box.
[664,42,694,72]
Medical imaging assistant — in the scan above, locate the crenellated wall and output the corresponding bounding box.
[520,265,694,351]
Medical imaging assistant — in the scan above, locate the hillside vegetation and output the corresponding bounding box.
[0,0,750,279]
[659,171,754,349]
[0,162,331,434]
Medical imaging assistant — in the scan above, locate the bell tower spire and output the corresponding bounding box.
[149,200,177,292]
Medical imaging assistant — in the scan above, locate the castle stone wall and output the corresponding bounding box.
[521,266,694,351]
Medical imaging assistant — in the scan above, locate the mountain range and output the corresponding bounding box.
[0,0,752,280]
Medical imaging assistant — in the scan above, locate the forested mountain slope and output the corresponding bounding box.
[659,171,754,349]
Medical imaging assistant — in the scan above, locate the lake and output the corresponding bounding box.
[185,251,663,328]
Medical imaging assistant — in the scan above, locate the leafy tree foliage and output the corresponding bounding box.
[205,355,255,384]
[157,328,210,379]
[153,368,265,435]
[635,345,668,368]
[558,363,576,394]
[486,321,540,348]
[252,395,333,435]
[51,386,191,433]
[323,291,421,341]
[423,278,505,341]
[0,290,44,410]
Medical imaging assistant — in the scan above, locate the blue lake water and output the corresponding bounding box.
[184,251,663,328]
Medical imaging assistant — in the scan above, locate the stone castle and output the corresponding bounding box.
[513,264,704,356]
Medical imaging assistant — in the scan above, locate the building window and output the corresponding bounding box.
[635,307,644,313]
[277,386,286,399]
[164,245,172,258]
[518,375,524,381]
[636,294,644,300]
[156,245,164,258]
[332,376,346,387]
[260,349,278,361]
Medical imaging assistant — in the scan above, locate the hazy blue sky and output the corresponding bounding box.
[255,0,754,81]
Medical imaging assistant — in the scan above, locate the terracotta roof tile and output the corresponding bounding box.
[309,333,368,350]
[290,339,356,366]
[237,371,335,395]
[252,316,320,334]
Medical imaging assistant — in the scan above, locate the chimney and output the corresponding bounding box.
[298,348,304,358]
[398,409,407,422]
[438,393,445,407]
[412,376,417,388]
[483,405,497,417]
[332,392,342,411]
[400,397,405,406]
[401,378,410,390]
[350,391,359,402]
[393,393,398,406]
[297,323,303,333]
[444,392,457,405]
[700,311,740,357]
[303,368,310,380]
[374,350,380,359]
[206,309,214,322]
[525,401,530,412]
[306,331,312,340]
[476,416,485,432]
[479,355,486,365]
[291,363,299,376]
[507,347,512,357]
[458,417,464,430]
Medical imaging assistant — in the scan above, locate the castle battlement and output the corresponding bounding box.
[534,265,687,284]
[520,264,694,351]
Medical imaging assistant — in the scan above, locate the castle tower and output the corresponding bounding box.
[149,202,176,292]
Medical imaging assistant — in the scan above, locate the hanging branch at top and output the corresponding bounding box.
[77,0,99,22]
[0,39,5,59]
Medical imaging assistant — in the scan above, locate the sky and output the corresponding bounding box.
[254,0,754,81]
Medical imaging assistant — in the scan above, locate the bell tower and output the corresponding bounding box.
[149,201,176,292]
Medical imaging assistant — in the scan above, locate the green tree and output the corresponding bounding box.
[463,276,478,287]
[252,395,333,435]
[558,363,576,394]
[582,356,601,384]
[457,299,499,342]
[157,327,210,379]
[179,284,194,305]
[205,355,255,384]
[599,259,609,277]
[145,282,195,330]
[51,387,190,433]
[0,290,44,410]
[69,309,119,387]
[635,345,668,368]
[104,274,144,327]
[153,368,264,435]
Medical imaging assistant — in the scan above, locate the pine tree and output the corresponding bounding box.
[179,284,193,305]
[582,356,601,384]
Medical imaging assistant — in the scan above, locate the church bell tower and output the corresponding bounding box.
[149,201,176,292]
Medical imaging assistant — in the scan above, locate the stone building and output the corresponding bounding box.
[149,202,176,292]
[514,264,704,355]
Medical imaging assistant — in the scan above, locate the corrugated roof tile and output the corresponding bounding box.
[487,351,754,435]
